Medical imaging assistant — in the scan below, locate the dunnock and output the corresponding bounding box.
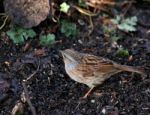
[61,49,145,98]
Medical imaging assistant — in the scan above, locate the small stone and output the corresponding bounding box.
[101,106,119,115]
[78,19,85,26]
[78,40,83,44]
[90,99,95,103]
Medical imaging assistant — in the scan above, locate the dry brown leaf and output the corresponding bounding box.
[33,49,46,57]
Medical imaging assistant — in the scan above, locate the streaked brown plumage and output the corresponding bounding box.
[61,49,145,98]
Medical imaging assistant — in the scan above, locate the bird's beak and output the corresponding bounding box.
[60,50,65,55]
[60,50,64,57]
[60,49,78,62]
[60,50,73,61]
[59,50,63,55]
[59,50,63,54]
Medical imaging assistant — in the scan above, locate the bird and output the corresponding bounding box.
[60,49,145,98]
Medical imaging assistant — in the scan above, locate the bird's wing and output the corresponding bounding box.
[76,55,119,77]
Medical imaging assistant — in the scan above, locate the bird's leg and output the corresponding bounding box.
[82,87,95,99]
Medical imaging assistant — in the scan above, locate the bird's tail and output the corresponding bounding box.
[114,63,145,75]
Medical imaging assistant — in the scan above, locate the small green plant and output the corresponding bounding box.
[60,2,70,13]
[111,16,138,32]
[103,25,121,42]
[39,33,55,46]
[78,0,87,7]
[60,20,77,37]
[6,26,36,44]
[116,47,129,57]
[111,36,120,42]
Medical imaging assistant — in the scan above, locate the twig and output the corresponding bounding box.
[25,59,40,82]
[11,101,24,115]
[88,16,94,36]
[0,13,6,16]
[21,59,40,115]
[22,81,36,115]
[0,15,8,30]
[121,0,134,17]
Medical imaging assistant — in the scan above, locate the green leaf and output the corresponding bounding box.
[6,26,36,44]
[78,0,87,7]
[60,2,70,13]
[111,15,138,32]
[126,16,137,26]
[7,30,23,44]
[111,36,120,42]
[60,20,77,37]
[118,23,136,31]
[39,33,55,46]
[26,29,36,38]
[111,19,119,25]
[103,25,121,42]
[116,48,129,57]
[111,16,121,24]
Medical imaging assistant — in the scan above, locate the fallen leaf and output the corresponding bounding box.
[33,49,46,57]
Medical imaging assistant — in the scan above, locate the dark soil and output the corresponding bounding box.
[0,1,150,115]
